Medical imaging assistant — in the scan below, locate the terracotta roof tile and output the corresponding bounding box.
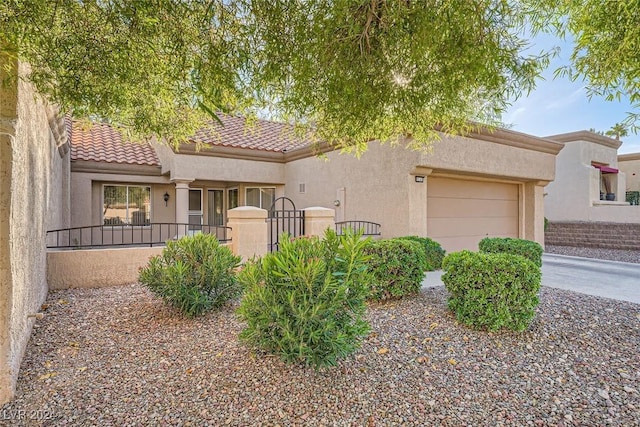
[192,115,311,152]
[69,119,160,166]
[69,115,312,165]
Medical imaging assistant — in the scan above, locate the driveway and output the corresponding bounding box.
[422,253,640,304]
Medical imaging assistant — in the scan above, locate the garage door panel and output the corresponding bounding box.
[426,177,519,252]
[427,178,518,200]
[427,198,518,218]
[427,217,518,238]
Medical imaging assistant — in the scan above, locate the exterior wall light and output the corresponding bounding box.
[414,176,425,183]
[333,199,341,206]
[163,192,170,206]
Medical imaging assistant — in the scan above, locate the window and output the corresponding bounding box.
[228,188,239,210]
[103,185,151,225]
[245,187,275,209]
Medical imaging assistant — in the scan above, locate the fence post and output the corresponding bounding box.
[227,207,268,261]
[303,207,335,237]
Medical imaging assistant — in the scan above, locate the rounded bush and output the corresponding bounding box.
[478,237,543,267]
[364,238,426,301]
[237,229,371,368]
[138,233,241,317]
[397,236,446,270]
[442,250,541,331]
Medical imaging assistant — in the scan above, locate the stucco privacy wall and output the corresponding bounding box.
[285,132,558,243]
[0,57,70,404]
[47,247,164,289]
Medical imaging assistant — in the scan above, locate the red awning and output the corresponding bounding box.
[593,165,619,174]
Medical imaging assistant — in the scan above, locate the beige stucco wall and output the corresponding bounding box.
[47,247,164,289]
[155,143,286,184]
[0,57,70,404]
[619,154,640,192]
[545,137,637,222]
[285,136,556,244]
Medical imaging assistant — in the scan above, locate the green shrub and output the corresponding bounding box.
[479,237,543,267]
[138,233,241,317]
[397,236,446,270]
[364,239,426,301]
[442,250,541,331]
[237,229,371,368]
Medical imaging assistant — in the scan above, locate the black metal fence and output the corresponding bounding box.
[268,197,305,252]
[335,220,381,237]
[46,223,231,249]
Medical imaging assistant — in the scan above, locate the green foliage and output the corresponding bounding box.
[1,0,550,151]
[479,237,543,267]
[364,239,426,301]
[397,236,446,271]
[526,0,640,131]
[626,191,640,206]
[544,217,549,232]
[237,230,371,368]
[138,233,241,317]
[442,251,541,332]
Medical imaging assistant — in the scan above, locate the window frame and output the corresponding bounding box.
[102,183,152,227]
[245,186,276,210]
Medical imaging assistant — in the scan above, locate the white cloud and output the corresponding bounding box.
[545,86,585,110]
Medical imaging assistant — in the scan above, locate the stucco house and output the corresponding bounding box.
[66,116,562,254]
[619,152,640,206]
[544,131,640,223]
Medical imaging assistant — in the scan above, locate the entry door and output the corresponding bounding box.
[207,189,224,226]
[188,189,203,231]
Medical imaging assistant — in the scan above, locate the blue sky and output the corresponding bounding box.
[502,34,640,154]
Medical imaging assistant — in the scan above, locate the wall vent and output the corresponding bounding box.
[299,183,306,193]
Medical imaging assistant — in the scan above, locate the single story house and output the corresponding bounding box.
[67,115,562,253]
[619,153,640,205]
[544,131,640,223]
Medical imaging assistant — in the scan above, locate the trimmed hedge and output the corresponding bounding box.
[237,229,371,368]
[442,250,541,331]
[364,239,426,301]
[479,237,543,267]
[397,236,446,271]
[138,233,241,317]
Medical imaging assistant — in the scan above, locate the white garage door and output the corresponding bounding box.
[427,177,519,253]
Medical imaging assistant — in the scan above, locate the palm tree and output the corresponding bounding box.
[605,123,628,141]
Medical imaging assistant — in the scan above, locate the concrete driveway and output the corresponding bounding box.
[422,253,640,304]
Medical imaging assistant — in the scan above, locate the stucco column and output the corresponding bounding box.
[227,207,268,261]
[409,167,432,236]
[524,181,547,247]
[172,179,193,225]
[304,207,335,237]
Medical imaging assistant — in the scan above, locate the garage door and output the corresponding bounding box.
[427,177,519,252]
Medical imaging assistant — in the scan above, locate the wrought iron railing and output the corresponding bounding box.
[46,223,231,249]
[335,220,381,237]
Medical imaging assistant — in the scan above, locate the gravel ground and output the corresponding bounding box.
[545,245,640,264]
[2,285,639,427]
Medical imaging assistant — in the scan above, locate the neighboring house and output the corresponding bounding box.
[544,131,640,223]
[67,116,562,253]
[618,153,640,205]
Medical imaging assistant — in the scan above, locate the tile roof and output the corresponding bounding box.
[69,119,161,166]
[192,115,311,152]
[69,115,311,165]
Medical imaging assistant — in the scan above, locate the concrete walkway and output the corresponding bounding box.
[422,253,640,304]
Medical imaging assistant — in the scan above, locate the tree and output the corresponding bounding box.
[1,1,551,152]
[605,123,629,141]
[526,0,640,132]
